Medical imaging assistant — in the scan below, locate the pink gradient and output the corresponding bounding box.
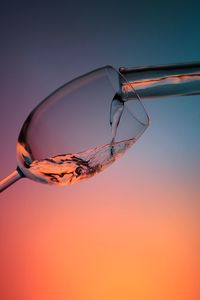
[0,2,199,297]
[0,160,199,300]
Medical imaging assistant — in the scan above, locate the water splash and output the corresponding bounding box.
[28,139,135,185]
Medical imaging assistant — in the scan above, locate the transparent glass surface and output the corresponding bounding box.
[15,66,149,186]
[1,62,199,193]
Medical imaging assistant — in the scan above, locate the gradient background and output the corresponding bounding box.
[0,1,199,300]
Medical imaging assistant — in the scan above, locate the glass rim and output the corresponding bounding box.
[105,65,150,127]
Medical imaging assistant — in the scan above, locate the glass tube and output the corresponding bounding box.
[119,62,200,99]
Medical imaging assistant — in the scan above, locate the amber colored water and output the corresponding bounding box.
[27,139,135,185]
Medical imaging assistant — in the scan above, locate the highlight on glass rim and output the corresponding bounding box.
[1,62,200,193]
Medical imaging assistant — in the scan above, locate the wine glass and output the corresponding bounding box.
[0,65,149,193]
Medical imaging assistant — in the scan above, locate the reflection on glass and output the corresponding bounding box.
[0,66,149,192]
[1,62,200,193]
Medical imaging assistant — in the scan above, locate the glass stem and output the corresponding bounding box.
[0,167,23,193]
[119,62,200,99]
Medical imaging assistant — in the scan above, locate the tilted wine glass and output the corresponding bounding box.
[0,65,149,192]
[1,62,199,193]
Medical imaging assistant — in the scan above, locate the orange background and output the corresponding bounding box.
[0,2,200,299]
